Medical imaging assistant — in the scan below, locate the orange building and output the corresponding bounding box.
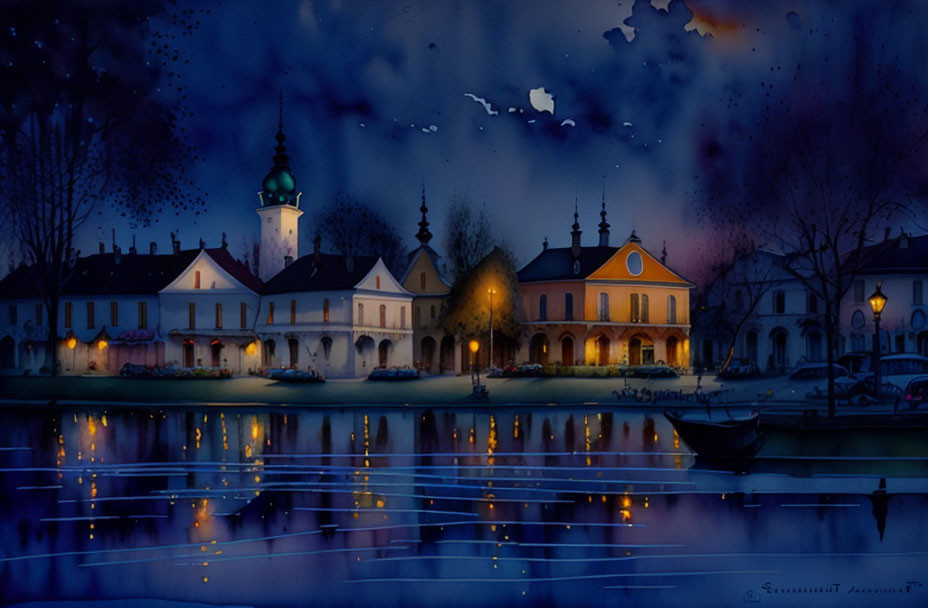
[516,204,692,368]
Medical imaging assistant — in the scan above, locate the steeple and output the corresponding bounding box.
[260,91,299,207]
[598,177,610,247]
[571,197,582,258]
[415,181,433,245]
[627,230,641,243]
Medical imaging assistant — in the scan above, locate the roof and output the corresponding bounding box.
[400,244,451,287]
[517,246,619,282]
[854,234,928,275]
[0,248,261,298]
[261,253,379,294]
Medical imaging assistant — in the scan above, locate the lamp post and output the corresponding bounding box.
[868,282,888,398]
[488,288,497,371]
[469,339,481,391]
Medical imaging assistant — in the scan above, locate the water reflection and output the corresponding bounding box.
[0,405,927,606]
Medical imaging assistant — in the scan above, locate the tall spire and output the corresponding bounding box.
[272,90,290,171]
[598,176,610,247]
[261,90,298,207]
[571,194,582,258]
[416,179,433,245]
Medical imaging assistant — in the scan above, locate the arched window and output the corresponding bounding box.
[194,270,201,289]
[599,292,610,321]
[379,304,387,328]
[321,336,333,359]
[667,295,677,324]
[641,294,649,323]
[420,272,426,290]
[630,294,639,323]
[357,303,364,326]
[400,306,406,329]
[539,295,547,321]
[851,309,865,329]
[564,293,574,320]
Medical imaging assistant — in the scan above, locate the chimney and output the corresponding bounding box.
[284,255,293,267]
[99,242,105,255]
[114,246,122,265]
[171,232,180,255]
[199,238,205,250]
[150,241,158,255]
[129,235,137,255]
[111,228,117,252]
[542,237,548,251]
[221,232,228,249]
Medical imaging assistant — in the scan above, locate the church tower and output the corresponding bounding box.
[256,94,303,282]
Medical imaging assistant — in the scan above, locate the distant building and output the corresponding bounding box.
[398,186,458,374]
[841,231,928,356]
[516,200,693,368]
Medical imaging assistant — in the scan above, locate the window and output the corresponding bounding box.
[358,303,364,325]
[215,303,223,329]
[323,299,330,322]
[565,293,574,320]
[290,299,296,324]
[138,302,147,329]
[599,292,610,321]
[539,295,547,321]
[87,302,95,329]
[400,306,406,329]
[414,306,421,327]
[667,295,677,324]
[807,292,818,314]
[915,280,924,305]
[188,303,196,329]
[851,309,865,329]
[8,304,16,326]
[774,290,785,314]
[267,302,274,324]
[376,275,381,289]
[430,305,436,319]
[379,304,387,328]
[64,302,73,328]
[420,272,426,290]
[194,270,201,289]
[240,302,247,329]
[110,301,118,327]
[630,294,640,323]
[35,303,43,326]
[854,280,865,302]
[641,294,649,323]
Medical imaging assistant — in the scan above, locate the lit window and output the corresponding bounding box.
[323,299,330,323]
[194,270,201,289]
[376,275,381,289]
[268,302,274,324]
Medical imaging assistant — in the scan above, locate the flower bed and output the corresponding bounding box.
[120,363,232,379]
[368,367,420,381]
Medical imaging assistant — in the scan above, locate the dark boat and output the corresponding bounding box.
[664,410,767,458]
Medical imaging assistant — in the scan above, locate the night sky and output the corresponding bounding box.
[77,0,928,277]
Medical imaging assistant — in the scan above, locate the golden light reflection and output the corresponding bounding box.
[584,414,591,467]
[487,415,498,466]
[88,416,97,436]
[97,340,108,351]
[65,336,77,349]
[245,341,258,356]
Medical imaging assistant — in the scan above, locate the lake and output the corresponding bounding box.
[1,404,926,607]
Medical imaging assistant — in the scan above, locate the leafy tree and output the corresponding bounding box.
[442,193,492,282]
[316,192,404,276]
[440,246,522,366]
[0,0,205,374]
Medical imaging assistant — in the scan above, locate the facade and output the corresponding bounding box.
[692,251,826,373]
[841,232,928,357]
[516,202,693,368]
[399,187,459,374]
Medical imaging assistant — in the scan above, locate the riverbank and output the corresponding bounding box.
[0,373,754,407]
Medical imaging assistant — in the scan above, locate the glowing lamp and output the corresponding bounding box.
[868,282,888,320]
[468,340,480,354]
[97,340,108,351]
[65,336,77,350]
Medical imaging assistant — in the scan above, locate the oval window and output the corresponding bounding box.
[851,309,865,330]
[912,309,926,330]
[626,251,643,276]
[572,260,581,275]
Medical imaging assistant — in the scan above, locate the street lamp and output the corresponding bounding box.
[868,281,888,398]
[469,339,481,391]
[488,288,497,370]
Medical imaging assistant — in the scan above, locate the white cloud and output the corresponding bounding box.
[464,93,499,115]
[529,87,554,114]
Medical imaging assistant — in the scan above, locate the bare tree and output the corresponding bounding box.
[442,194,493,282]
[316,192,404,275]
[0,1,206,374]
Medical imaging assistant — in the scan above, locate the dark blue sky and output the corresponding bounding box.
[76,0,928,277]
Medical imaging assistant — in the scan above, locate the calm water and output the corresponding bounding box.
[1,404,926,607]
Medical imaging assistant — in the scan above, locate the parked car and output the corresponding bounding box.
[849,353,928,391]
[902,375,928,408]
[837,352,872,376]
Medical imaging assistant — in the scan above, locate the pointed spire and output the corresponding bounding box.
[273,90,290,170]
[627,230,641,243]
[416,179,433,245]
[261,90,298,206]
[661,240,667,264]
[571,195,582,258]
[598,176,610,247]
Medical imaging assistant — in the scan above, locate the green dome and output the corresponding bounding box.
[263,169,296,196]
